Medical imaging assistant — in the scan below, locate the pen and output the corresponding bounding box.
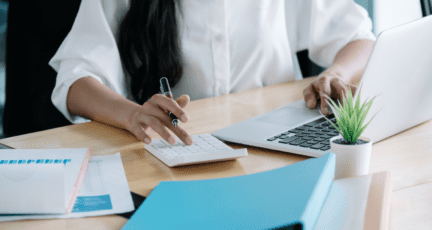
[160,77,179,127]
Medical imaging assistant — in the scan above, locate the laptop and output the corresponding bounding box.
[213,15,432,158]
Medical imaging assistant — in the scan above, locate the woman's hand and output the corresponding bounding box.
[303,74,354,115]
[302,40,374,115]
[125,94,193,145]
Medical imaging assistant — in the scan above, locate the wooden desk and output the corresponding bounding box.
[1,78,431,229]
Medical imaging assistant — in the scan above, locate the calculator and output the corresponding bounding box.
[145,134,248,167]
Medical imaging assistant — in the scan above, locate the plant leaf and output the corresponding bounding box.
[326,99,341,116]
[338,119,350,141]
[354,84,362,113]
[322,94,342,114]
[347,87,354,116]
[359,97,375,126]
[342,93,349,114]
[324,116,342,134]
[359,110,379,132]
[352,124,367,142]
[350,108,358,141]
[320,85,377,143]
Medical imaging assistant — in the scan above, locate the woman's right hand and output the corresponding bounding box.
[125,94,193,145]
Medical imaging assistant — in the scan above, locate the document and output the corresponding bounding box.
[0,148,91,214]
[0,153,134,222]
[0,164,65,214]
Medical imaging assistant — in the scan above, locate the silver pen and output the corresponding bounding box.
[160,77,179,126]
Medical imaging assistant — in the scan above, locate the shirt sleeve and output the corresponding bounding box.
[294,0,376,68]
[49,0,129,123]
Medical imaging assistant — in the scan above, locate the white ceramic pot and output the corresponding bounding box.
[330,135,372,179]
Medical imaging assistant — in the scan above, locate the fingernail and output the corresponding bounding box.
[185,136,193,145]
[168,136,176,145]
[181,114,189,122]
[144,138,151,144]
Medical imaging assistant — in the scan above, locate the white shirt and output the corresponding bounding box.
[50,0,375,123]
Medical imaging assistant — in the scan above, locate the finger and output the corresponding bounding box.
[348,84,357,96]
[316,76,332,115]
[149,94,189,122]
[130,124,152,144]
[142,104,193,145]
[303,84,317,109]
[143,101,174,124]
[141,116,176,145]
[168,124,193,145]
[176,94,190,108]
[144,102,186,128]
[330,78,348,104]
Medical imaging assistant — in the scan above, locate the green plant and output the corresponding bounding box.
[323,86,376,143]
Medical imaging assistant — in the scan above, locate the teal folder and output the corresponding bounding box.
[123,153,335,230]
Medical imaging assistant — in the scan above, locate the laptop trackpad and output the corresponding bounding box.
[257,106,322,127]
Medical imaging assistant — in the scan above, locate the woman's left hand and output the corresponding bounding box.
[303,74,354,115]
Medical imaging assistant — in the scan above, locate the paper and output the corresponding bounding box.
[0,164,65,214]
[0,153,134,221]
[0,148,90,214]
[314,174,372,230]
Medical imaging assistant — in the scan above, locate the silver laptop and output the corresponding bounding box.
[213,15,432,158]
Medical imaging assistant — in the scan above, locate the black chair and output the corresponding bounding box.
[0,1,6,138]
[296,50,325,78]
[2,0,81,137]
[421,0,432,16]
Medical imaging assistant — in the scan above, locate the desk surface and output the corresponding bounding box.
[1,77,432,229]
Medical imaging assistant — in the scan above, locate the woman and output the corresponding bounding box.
[50,0,375,146]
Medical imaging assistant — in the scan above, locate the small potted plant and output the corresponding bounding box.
[323,85,376,179]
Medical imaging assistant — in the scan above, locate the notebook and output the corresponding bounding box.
[122,153,335,230]
[213,15,432,158]
[0,148,91,214]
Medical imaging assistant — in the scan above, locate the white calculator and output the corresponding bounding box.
[145,134,248,167]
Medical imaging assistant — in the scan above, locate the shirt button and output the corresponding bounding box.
[215,34,224,42]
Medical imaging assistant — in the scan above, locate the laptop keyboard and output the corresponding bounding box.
[267,114,339,151]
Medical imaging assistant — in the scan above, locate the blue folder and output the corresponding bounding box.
[123,153,335,230]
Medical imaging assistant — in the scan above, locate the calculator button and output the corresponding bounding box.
[171,146,185,151]
[189,149,202,153]
[200,146,213,151]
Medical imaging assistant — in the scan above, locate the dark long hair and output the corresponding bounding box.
[118,0,183,104]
